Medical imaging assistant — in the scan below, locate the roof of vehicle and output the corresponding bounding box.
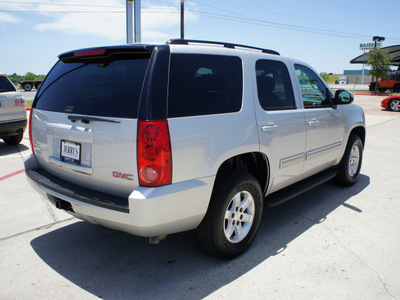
[58,39,280,60]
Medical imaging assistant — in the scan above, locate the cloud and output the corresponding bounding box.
[32,1,198,41]
[0,12,19,24]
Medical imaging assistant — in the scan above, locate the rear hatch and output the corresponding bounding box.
[0,75,26,122]
[31,46,153,197]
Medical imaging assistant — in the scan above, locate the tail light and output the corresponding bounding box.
[15,96,25,106]
[29,109,34,155]
[137,119,172,187]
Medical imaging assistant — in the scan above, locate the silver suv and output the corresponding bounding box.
[25,40,365,258]
[0,73,27,145]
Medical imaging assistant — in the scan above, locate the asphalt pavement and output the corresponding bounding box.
[0,95,399,299]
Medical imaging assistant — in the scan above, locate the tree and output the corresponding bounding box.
[366,48,393,86]
[24,72,37,80]
[319,72,330,83]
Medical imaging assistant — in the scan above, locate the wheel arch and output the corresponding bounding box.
[214,152,270,195]
[349,126,366,146]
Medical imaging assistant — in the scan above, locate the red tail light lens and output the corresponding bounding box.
[29,109,35,155]
[74,49,106,57]
[137,120,172,187]
[15,96,25,106]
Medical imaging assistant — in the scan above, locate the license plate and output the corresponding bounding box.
[61,140,81,164]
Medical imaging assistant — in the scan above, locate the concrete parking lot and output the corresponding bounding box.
[0,95,399,299]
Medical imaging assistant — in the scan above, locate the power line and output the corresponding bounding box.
[1,2,399,42]
[0,0,123,7]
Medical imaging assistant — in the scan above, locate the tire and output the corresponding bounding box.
[389,99,400,112]
[378,88,386,93]
[393,84,400,93]
[197,171,263,259]
[3,133,23,145]
[23,83,32,91]
[369,83,376,91]
[34,83,41,90]
[334,134,363,186]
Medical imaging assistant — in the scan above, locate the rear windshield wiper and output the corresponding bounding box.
[68,114,121,124]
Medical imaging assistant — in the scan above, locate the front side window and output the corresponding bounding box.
[168,54,243,117]
[256,60,296,110]
[295,64,332,108]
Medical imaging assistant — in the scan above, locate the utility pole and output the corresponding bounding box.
[126,0,133,44]
[126,0,141,44]
[180,0,184,40]
[134,0,141,43]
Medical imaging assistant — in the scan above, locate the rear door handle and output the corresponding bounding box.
[261,124,279,132]
[308,120,320,127]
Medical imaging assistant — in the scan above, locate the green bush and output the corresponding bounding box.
[7,72,45,84]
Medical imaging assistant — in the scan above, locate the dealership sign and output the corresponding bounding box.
[360,42,382,50]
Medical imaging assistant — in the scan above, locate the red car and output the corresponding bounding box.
[381,95,400,112]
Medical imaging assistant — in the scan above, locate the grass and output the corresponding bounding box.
[26,100,33,108]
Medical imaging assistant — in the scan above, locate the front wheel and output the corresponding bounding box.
[389,99,400,112]
[334,134,363,186]
[197,171,263,259]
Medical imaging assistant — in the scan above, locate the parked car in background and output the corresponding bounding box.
[370,72,400,92]
[0,73,27,145]
[381,95,400,111]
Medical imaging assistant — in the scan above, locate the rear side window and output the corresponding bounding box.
[256,60,296,110]
[0,76,16,93]
[35,56,150,118]
[168,54,243,117]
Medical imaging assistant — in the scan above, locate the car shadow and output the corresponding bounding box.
[0,142,29,156]
[30,174,370,299]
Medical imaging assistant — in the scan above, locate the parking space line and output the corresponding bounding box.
[0,169,25,182]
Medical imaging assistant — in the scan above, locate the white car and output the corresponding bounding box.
[25,40,366,258]
[0,73,26,145]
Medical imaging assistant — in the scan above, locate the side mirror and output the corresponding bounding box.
[334,89,354,105]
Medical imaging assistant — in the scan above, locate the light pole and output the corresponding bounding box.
[373,36,385,48]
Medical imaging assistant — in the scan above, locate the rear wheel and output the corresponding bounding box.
[197,171,263,259]
[23,83,32,91]
[378,88,386,92]
[393,84,400,92]
[389,99,400,112]
[334,134,363,186]
[3,133,23,145]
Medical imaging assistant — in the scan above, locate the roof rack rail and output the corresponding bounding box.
[166,39,280,56]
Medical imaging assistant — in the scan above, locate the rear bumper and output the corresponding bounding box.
[0,118,27,138]
[24,154,214,237]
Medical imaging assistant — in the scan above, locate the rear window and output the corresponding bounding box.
[0,76,17,93]
[35,55,150,118]
[168,54,243,117]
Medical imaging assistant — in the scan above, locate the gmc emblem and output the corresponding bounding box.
[112,171,133,181]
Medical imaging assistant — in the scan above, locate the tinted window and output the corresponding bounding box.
[35,56,150,118]
[256,60,296,110]
[168,54,242,117]
[295,64,332,108]
[0,76,16,93]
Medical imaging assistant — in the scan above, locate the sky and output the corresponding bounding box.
[1,0,400,76]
